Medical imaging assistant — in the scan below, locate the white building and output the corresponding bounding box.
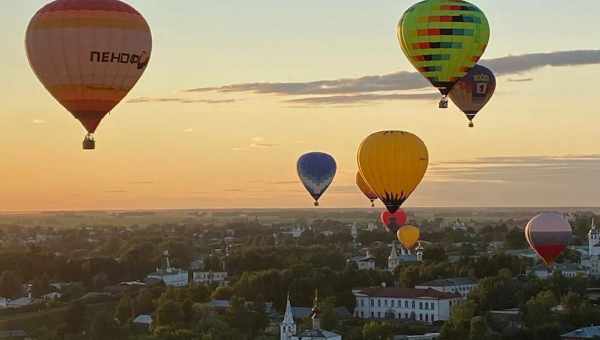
[581,219,600,277]
[452,219,467,232]
[388,242,423,272]
[192,271,228,286]
[353,287,462,324]
[146,251,189,287]
[415,278,477,298]
[281,293,342,340]
[348,251,376,271]
[529,263,589,280]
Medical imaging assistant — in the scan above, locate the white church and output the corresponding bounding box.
[280,293,342,340]
[580,219,600,277]
[388,241,424,272]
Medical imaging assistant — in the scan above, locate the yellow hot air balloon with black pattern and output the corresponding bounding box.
[397,0,490,108]
[357,131,429,214]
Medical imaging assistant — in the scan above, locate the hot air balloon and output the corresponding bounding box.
[449,64,496,127]
[397,0,490,108]
[397,225,420,249]
[357,131,428,214]
[357,172,378,207]
[525,212,572,266]
[380,209,408,233]
[26,0,152,150]
[297,152,337,206]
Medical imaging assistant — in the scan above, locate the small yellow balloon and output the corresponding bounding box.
[397,225,420,249]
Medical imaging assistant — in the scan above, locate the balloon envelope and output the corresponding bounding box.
[297,152,337,206]
[397,225,420,250]
[26,0,152,134]
[449,65,496,125]
[397,0,490,96]
[357,131,429,214]
[525,212,572,266]
[381,210,408,233]
[356,172,378,206]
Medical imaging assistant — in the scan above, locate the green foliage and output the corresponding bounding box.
[362,321,393,340]
[0,270,23,299]
[115,294,134,324]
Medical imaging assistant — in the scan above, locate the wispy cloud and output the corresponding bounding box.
[183,50,600,106]
[234,137,279,151]
[507,78,534,83]
[183,128,194,133]
[128,181,154,185]
[32,119,46,124]
[127,97,236,104]
[105,190,128,194]
[285,92,438,106]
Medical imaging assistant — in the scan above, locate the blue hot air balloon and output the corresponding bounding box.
[297,152,337,206]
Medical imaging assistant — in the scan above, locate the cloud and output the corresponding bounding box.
[105,190,128,193]
[507,78,534,82]
[184,128,194,133]
[182,50,600,106]
[127,97,236,104]
[234,137,279,151]
[32,119,46,124]
[250,143,279,148]
[128,181,154,185]
[285,92,438,106]
[412,154,600,206]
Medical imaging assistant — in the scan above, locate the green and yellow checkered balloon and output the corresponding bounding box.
[397,0,490,96]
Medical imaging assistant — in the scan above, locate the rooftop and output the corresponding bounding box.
[417,277,476,287]
[294,329,341,339]
[353,287,461,300]
[561,325,600,338]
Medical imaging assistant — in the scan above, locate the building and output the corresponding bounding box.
[353,287,462,324]
[393,334,440,340]
[132,314,153,330]
[529,264,589,280]
[561,326,600,339]
[192,271,228,286]
[388,242,422,272]
[415,278,477,298]
[581,219,600,277]
[348,251,376,271]
[146,251,189,287]
[280,292,342,340]
[0,330,32,340]
[452,219,467,232]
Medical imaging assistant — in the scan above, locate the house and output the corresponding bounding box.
[281,294,342,340]
[393,334,440,340]
[529,264,588,280]
[0,297,33,309]
[146,251,189,287]
[415,277,477,298]
[192,271,228,286]
[132,314,153,330]
[348,251,376,271]
[352,287,462,323]
[0,330,32,340]
[561,326,600,339]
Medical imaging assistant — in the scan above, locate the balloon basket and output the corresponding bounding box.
[314,201,319,207]
[83,134,96,150]
[469,122,474,128]
[439,97,449,109]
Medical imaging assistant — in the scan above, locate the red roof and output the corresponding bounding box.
[354,287,461,300]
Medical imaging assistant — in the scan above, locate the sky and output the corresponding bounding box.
[2,0,600,211]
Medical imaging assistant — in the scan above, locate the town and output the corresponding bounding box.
[0,208,599,340]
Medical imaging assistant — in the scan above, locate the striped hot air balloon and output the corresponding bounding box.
[26,0,152,149]
[397,0,490,108]
[525,212,573,266]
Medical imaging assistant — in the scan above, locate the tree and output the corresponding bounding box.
[31,276,50,299]
[89,311,120,340]
[362,321,393,340]
[115,294,134,325]
[0,271,23,299]
[155,300,184,328]
[65,301,87,334]
[469,316,487,340]
[135,288,156,315]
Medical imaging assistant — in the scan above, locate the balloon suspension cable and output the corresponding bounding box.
[82,133,96,150]
[439,96,449,109]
